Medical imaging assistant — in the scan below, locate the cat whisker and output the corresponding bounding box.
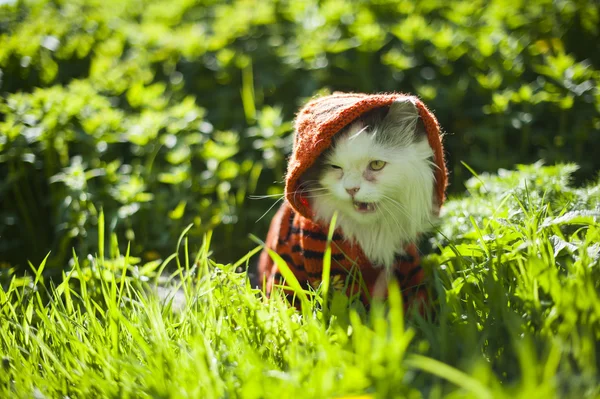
[425,159,440,170]
[296,187,328,192]
[302,193,332,199]
[388,204,417,227]
[297,185,327,191]
[297,179,322,188]
[249,187,326,200]
[255,196,284,224]
[379,201,408,238]
[380,194,409,215]
[381,194,419,225]
[383,194,434,229]
[383,210,406,242]
[296,181,326,191]
[248,193,285,199]
[295,189,329,198]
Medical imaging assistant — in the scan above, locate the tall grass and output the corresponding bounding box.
[1,163,598,398]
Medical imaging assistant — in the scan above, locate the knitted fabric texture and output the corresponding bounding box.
[258,92,447,307]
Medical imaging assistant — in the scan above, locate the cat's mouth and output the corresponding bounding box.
[353,201,376,213]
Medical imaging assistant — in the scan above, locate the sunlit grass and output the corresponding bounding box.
[1,163,599,398]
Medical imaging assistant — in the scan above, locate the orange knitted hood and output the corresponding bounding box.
[285,92,448,219]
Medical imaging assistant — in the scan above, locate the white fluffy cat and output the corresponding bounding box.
[301,100,436,269]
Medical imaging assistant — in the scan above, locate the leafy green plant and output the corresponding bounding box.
[1,163,598,398]
[1,0,599,273]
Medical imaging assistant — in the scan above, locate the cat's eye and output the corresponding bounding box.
[369,160,386,171]
[330,164,342,170]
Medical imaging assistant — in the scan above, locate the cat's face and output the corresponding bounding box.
[305,100,433,221]
[300,100,436,265]
[317,124,410,222]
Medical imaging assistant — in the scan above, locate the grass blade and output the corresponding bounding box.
[405,354,492,399]
[321,210,338,315]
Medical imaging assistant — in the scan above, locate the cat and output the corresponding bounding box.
[257,92,447,306]
[299,101,436,270]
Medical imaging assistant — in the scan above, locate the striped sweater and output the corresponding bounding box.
[258,92,447,309]
[258,201,426,306]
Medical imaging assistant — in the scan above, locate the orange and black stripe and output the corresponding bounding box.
[258,201,427,310]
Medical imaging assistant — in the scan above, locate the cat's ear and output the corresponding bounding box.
[383,98,427,140]
[383,98,419,126]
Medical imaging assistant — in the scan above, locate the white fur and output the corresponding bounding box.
[310,117,436,270]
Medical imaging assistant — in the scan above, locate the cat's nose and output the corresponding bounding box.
[345,187,360,197]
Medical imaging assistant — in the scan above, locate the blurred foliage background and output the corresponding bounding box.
[0,0,598,272]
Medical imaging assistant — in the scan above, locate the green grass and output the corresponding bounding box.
[1,163,599,398]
